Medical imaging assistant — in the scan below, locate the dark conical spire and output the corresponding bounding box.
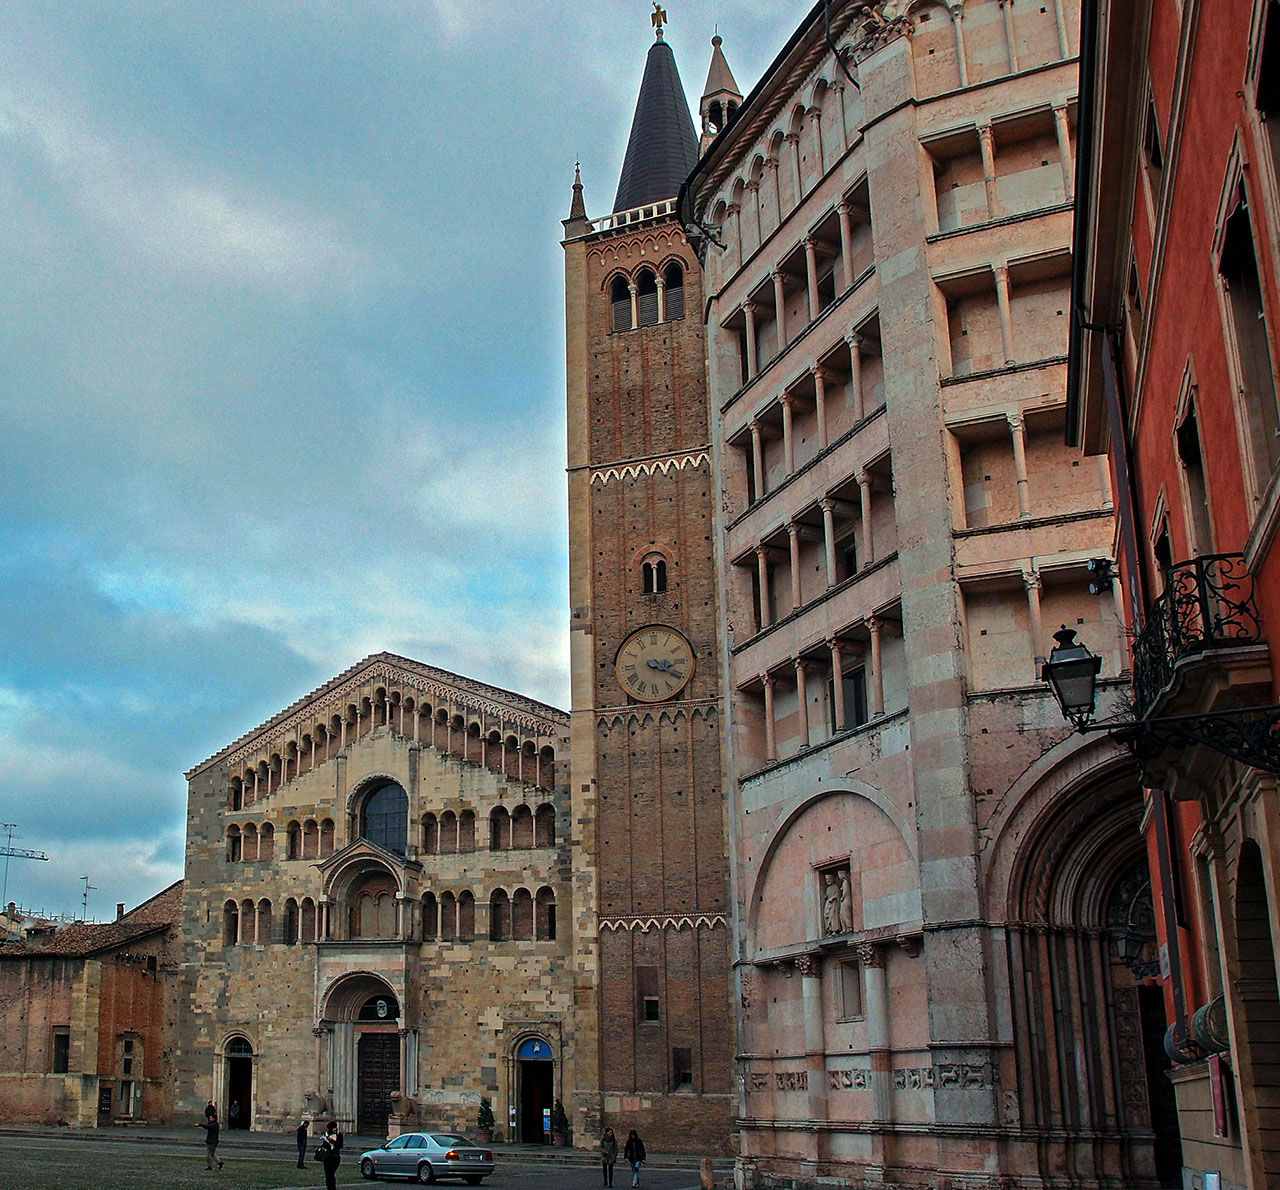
[568,162,587,221]
[613,28,700,213]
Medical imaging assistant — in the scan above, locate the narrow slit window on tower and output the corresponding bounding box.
[637,965,660,1021]
[611,276,632,333]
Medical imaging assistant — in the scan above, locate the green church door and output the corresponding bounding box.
[357,1032,399,1135]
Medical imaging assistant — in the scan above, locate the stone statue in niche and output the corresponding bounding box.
[822,864,855,936]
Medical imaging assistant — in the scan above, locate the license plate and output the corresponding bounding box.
[462,1154,482,1161]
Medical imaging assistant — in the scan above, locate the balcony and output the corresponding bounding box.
[1132,554,1270,719]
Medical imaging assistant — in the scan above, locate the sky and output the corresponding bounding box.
[0,2,801,921]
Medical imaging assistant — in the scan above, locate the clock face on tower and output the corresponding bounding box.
[615,624,695,702]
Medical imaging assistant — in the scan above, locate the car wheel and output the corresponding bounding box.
[416,1161,436,1184]
[360,1157,376,1179]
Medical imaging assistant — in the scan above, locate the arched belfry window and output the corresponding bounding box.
[642,553,668,595]
[360,781,408,856]
[636,270,659,327]
[664,263,685,321]
[611,276,632,332]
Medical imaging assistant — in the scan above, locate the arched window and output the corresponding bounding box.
[665,263,685,321]
[260,822,274,861]
[458,890,476,940]
[422,813,438,853]
[227,827,242,863]
[459,810,476,853]
[512,805,534,849]
[256,898,272,943]
[319,818,335,856]
[536,887,557,940]
[611,275,632,332]
[439,810,458,855]
[642,555,668,595]
[240,899,256,943]
[636,269,659,327]
[535,804,556,847]
[223,900,239,945]
[490,807,510,851]
[361,782,408,855]
[303,819,318,859]
[284,898,300,945]
[422,892,438,940]
[440,891,457,942]
[230,779,243,811]
[287,821,301,860]
[300,897,317,943]
[490,889,510,941]
[242,823,258,862]
[512,888,534,940]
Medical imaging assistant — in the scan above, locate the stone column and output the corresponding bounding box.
[767,157,782,225]
[829,638,846,730]
[821,499,838,587]
[857,471,874,567]
[788,522,803,612]
[656,276,667,323]
[994,264,1015,364]
[1000,0,1019,72]
[628,282,639,330]
[978,124,999,220]
[797,954,828,1124]
[1053,105,1074,200]
[948,4,969,88]
[837,201,854,291]
[398,1028,411,1095]
[803,237,820,322]
[762,673,777,761]
[1023,570,1045,669]
[834,83,849,152]
[727,201,743,267]
[756,545,772,630]
[795,658,811,749]
[403,1029,419,1097]
[813,366,829,449]
[748,180,763,245]
[744,302,759,379]
[781,392,796,475]
[858,942,893,1124]
[772,271,788,354]
[848,333,865,422]
[1007,412,1031,518]
[867,616,885,717]
[749,420,766,501]
[1051,0,1071,58]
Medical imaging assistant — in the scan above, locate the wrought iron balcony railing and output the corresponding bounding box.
[1132,553,1264,717]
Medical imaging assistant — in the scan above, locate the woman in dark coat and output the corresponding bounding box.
[600,1126,619,1187]
[317,1120,343,1190]
[623,1129,646,1187]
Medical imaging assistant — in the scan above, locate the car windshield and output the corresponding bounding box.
[431,1134,468,1146]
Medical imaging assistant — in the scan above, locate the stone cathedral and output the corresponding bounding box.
[171,24,738,1157]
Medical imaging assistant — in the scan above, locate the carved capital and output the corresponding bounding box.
[865,615,883,637]
[1023,570,1042,593]
[855,941,885,968]
[1006,411,1025,432]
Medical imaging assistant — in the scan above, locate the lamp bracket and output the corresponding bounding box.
[1077,705,1280,775]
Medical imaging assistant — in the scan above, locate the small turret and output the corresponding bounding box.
[699,34,742,153]
[563,162,591,238]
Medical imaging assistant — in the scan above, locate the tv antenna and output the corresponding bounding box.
[80,875,97,921]
[2,822,49,938]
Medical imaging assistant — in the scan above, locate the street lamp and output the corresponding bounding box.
[1040,624,1280,774]
[1041,627,1102,727]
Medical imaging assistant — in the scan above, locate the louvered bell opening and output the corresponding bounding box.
[637,290,659,327]
[666,284,684,321]
[612,298,632,332]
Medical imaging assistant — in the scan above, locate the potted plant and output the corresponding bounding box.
[551,1098,570,1146]
[475,1097,495,1144]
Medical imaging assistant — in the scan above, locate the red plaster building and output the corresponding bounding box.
[1071,1,1280,1186]
[0,882,182,1126]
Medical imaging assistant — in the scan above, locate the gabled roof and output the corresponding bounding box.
[186,652,569,779]
[614,35,700,213]
[0,880,181,959]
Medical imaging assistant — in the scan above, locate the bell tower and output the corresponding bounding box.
[563,16,735,1152]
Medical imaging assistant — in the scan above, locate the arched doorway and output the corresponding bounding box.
[515,1036,554,1143]
[224,1036,253,1128]
[319,974,406,1136]
[1233,840,1280,1187]
[356,992,401,1136]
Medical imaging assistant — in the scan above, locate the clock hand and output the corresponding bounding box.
[647,659,663,669]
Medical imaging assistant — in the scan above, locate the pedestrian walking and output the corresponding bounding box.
[195,1108,223,1170]
[295,1116,310,1170]
[623,1128,646,1187]
[316,1119,343,1190]
[600,1126,619,1187]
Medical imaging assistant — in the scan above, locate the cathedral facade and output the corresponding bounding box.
[174,654,584,1142]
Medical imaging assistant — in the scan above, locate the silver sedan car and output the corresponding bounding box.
[358,1132,495,1184]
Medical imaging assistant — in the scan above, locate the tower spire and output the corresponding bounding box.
[613,13,699,213]
[699,33,742,152]
[563,161,590,238]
